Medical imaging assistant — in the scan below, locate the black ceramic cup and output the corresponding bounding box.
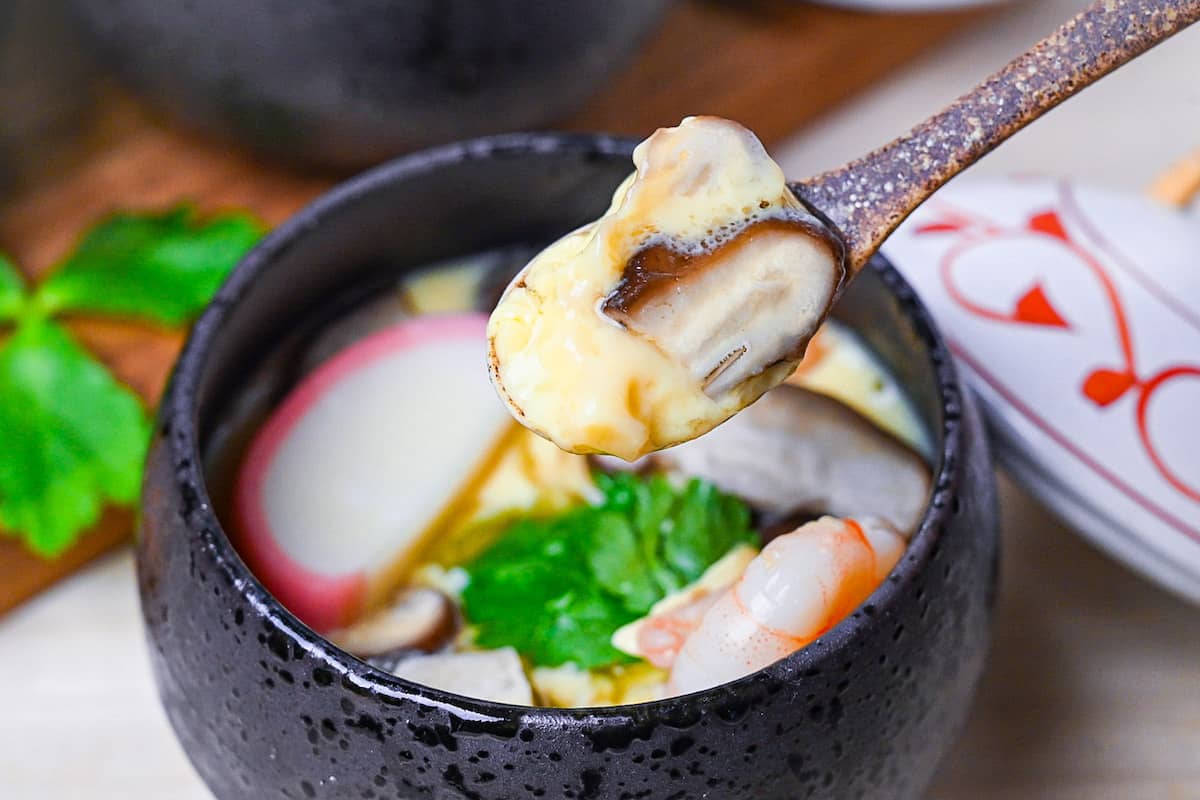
[139,133,1000,800]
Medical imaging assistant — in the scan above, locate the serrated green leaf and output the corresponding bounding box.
[615,472,686,596]
[661,478,756,584]
[0,254,26,322]
[586,511,661,615]
[463,472,759,669]
[536,588,636,668]
[35,205,264,326]
[463,517,636,668]
[0,318,151,556]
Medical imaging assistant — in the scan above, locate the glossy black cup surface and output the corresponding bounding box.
[139,133,999,800]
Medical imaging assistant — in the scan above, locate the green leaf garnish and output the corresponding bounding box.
[662,477,755,584]
[461,472,758,669]
[0,318,150,556]
[36,205,264,326]
[462,518,636,668]
[0,204,265,557]
[0,255,27,322]
[586,511,663,615]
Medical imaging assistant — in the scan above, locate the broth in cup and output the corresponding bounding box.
[210,249,932,707]
[141,131,998,800]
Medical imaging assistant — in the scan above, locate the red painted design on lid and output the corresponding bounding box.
[1012,284,1070,328]
[915,220,966,235]
[919,183,1200,532]
[1028,209,1069,240]
[1082,368,1137,407]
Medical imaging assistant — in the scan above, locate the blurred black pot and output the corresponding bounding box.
[0,0,102,196]
[65,0,671,170]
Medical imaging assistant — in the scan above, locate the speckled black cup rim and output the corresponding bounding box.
[160,132,965,724]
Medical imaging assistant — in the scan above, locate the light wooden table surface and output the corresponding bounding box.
[3,1,1200,797]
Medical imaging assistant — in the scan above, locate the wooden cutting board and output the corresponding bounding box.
[0,0,986,615]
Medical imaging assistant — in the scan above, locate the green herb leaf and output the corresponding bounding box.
[36,205,264,326]
[463,518,636,668]
[0,318,151,556]
[594,471,687,597]
[0,254,26,322]
[661,478,756,584]
[586,511,662,615]
[462,472,758,669]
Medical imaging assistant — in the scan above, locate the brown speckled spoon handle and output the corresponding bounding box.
[792,0,1200,272]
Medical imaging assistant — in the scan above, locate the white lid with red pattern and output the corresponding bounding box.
[884,177,1200,604]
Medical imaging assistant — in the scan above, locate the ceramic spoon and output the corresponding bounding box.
[793,0,1200,275]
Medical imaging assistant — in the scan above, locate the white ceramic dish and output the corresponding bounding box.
[885,177,1200,604]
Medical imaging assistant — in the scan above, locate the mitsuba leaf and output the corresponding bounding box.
[0,254,26,322]
[463,517,636,668]
[586,511,662,615]
[537,588,636,668]
[36,205,264,326]
[661,478,756,583]
[0,319,150,556]
[0,206,264,559]
[462,472,759,669]
[594,472,683,597]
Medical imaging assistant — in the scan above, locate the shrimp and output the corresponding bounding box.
[632,592,721,669]
[611,544,757,668]
[668,516,905,695]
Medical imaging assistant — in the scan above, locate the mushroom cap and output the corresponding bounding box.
[330,587,459,662]
[643,385,932,536]
[487,117,843,461]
